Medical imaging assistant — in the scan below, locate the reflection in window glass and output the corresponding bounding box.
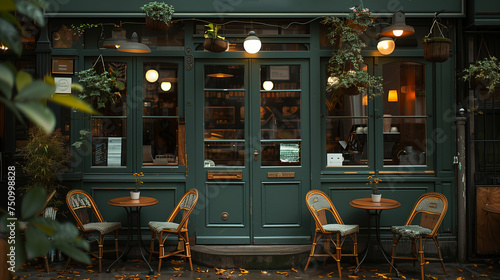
[325,65,369,166]
[383,62,426,166]
[204,65,245,167]
[142,62,179,166]
[260,65,302,166]
[91,61,127,167]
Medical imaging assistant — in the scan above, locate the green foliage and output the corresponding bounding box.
[322,3,383,96]
[141,1,174,24]
[204,23,225,40]
[69,23,98,36]
[21,126,69,208]
[366,175,382,194]
[76,67,124,109]
[71,129,91,150]
[0,0,48,56]
[463,56,500,93]
[0,187,91,270]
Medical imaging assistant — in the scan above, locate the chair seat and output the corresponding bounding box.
[148,221,179,233]
[83,222,121,235]
[391,225,432,238]
[323,224,359,236]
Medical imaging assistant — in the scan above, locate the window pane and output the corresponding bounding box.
[383,62,426,166]
[143,63,178,117]
[383,117,426,166]
[92,118,126,166]
[326,118,368,166]
[204,65,245,167]
[143,118,178,166]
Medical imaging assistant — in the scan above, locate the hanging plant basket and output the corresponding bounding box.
[340,86,361,96]
[146,16,170,32]
[424,37,451,62]
[423,17,450,62]
[203,38,228,52]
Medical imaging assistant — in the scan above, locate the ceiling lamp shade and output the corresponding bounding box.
[388,90,398,102]
[243,31,261,54]
[377,37,395,55]
[103,28,129,49]
[262,81,274,90]
[381,11,415,38]
[145,69,159,83]
[206,73,234,78]
[117,32,151,53]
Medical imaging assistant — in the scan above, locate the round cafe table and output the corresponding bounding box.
[349,198,401,276]
[106,196,158,275]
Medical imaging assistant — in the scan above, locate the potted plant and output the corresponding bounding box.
[131,172,144,199]
[367,175,382,202]
[463,56,500,93]
[20,126,70,209]
[203,23,228,52]
[423,17,451,62]
[322,3,383,96]
[76,55,125,109]
[141,1,174,32]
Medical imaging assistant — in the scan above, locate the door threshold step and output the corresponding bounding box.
[191,245,310,269]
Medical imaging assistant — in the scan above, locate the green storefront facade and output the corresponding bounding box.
[4,0,481,259]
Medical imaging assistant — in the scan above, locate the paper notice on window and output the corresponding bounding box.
[327,153,343,166]
[280,143,300,163]
[107,137,122,166]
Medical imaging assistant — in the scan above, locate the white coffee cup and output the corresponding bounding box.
[356,127,364,134]
[390,127,398,132]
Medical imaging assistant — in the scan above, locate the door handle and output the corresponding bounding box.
[254,149,259,161]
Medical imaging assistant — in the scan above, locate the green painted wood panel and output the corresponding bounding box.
[46,0,463,15]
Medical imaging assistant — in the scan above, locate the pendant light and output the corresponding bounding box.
[244,31,261,54]
[381,11,415,38]
[262,81,274,90]
[145,69,159,83]
[103,28,129,49]
[118,32,151,53]
[377,37,395,55]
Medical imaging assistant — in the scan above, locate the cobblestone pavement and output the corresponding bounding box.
[11,256,500,280]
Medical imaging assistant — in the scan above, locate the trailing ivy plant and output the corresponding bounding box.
[463,56,500,93]
[322,3,382,97]
[141,1,175,24]
[76,65,125,109]
[70,23,99,36]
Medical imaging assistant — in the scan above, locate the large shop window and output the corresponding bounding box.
[324,61,428,169]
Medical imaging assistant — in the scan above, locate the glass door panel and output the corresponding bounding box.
[260,65,302,166]
[204,65,246,166]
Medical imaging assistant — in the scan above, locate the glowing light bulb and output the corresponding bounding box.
[393,30,404,37]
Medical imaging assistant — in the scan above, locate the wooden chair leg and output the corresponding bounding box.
[335,233,342,278]
[98,235,104,273]
[183,232,193,271]
[418,236,425,280]
[433,236,447,274]
[353,233,359,266]
[44,255,49,273]
[149,231,155,263]
[158,232,163,272]
[304,231,319,272]
[390,233,400,273]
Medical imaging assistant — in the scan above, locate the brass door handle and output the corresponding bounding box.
[254,149,259,161]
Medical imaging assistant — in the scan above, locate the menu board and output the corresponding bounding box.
[280,143,300,163]
[107,137,122,166]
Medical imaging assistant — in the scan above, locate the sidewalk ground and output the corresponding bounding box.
[12,256,500,280]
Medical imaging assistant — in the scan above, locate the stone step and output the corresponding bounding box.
[191,245,310,269]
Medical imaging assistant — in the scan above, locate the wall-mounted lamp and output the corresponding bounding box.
[103,28,129,49]
[263,81,274,90]
[362,95,368,106]
[377,37,395,55]
[388,90,398,102]
[145,69,159,83]
[244,31,261,54]
[118,32,151,53]
[381,11,415,38]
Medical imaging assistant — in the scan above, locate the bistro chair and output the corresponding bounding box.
[304,190,359,277]
[148,188,198,272]
[19,190,56,273]
[390,192,448,280]
[66,189,121,273]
